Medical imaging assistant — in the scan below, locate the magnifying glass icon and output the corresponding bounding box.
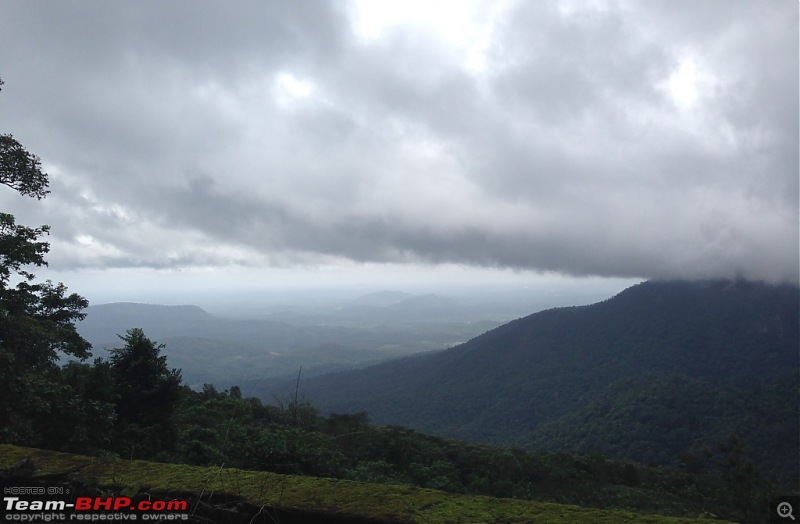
[778,501,795,520]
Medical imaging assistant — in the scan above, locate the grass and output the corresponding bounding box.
[0,444,731,523]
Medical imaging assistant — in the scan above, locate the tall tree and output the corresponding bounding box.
[0,77,91,445]
[109,328,182,458]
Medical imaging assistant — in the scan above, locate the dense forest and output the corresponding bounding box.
[0,336,783,523]
[294,279,799,488]
[0,233,792,523]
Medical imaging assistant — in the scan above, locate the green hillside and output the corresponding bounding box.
[292,280,799,486]
[0,444,732,523]
[525,371,799,482]
[0,284,786,522]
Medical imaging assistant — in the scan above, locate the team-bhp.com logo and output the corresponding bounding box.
[6,496,187,512]
[3,490,189,521]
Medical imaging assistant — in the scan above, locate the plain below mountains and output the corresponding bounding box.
[289,279,799,487]
[76,293,510,388]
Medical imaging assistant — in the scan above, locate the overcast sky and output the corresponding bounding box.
[0,1,797,304]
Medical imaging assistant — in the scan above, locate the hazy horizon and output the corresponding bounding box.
[76,272,641,319]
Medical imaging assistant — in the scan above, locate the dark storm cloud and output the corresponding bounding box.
[0,0,796,283]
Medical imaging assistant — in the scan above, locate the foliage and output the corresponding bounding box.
[0,77,92,446]
[298,279,799,490]
[0,217,93,443]
[156,385,766,521]
[0,80,182,462]
[0,293,776,522]
[526,371,799,486]
[0,444,734,524]
[0,79,48,200]
[109,328,183,459]
[0,135,49,199]
[57,359,118,452]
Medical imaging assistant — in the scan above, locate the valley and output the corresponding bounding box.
[281,280,800,488]
[75,279,800,492]
[6,278,798,523]
[76,285,610,387]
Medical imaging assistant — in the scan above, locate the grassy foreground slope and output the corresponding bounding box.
[0,445,729,524]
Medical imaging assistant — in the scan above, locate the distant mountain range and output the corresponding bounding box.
[287,280,799,486]
[351,290,416,306]
[75,293,510,388]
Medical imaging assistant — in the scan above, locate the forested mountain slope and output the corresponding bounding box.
[293,280,799,485]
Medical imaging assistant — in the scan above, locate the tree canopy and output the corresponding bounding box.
[0,76,91,444]
[0,134,50,200]
[109,328,182,458]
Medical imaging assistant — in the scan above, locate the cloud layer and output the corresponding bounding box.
[0,0,797,283]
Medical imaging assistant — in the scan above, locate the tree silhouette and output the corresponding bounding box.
[110,328,182,458]
[0,77,91,446]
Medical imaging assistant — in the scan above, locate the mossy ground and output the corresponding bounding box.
[0,445,731,523]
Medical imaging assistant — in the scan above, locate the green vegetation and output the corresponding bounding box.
[0,444,732,523]
[0,77,92,448]
[2,360,769,521]
[109,328,184,458]
[169,386,783,522]
[526,371,800,484]
[299,280,799,490]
